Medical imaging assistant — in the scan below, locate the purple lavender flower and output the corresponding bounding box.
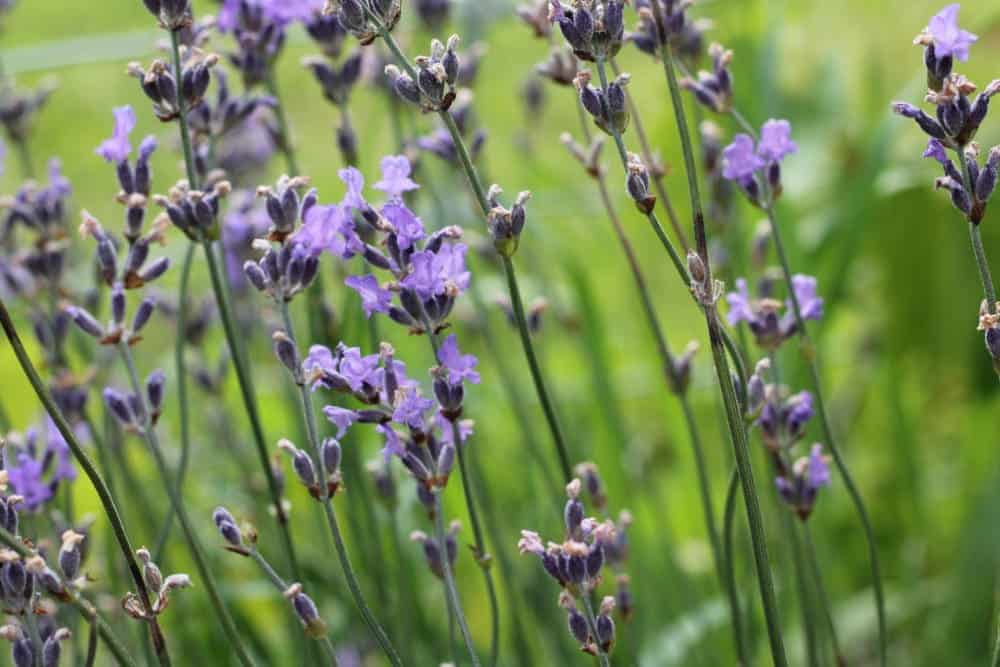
[438,335,480,386]
[400,251,442,301]
[7,451,51,509]
[790,274,824,321]
[373,155,419,200]
[95,106,136,163]
[378,424,406,463]
[381,202,425,250]
[392,390,434,430]
[338,347,381,393]
[296,204,363,259]
[757,119,798,163]
[725,278,754,326]
[807,443,831,488]
[776,443,831,520]
[721,134,764,182]
[927,4,977,62]
[339,167,367,211]
[922,137,950,165]
[345,275,393,318]
[323,406,357,438]
[303,344,338,389]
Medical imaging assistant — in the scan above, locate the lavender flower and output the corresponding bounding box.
[721,119,797,202]
[437,335,480,386]
[726,275,823,349]
[4,419,79,511]
[775,443,831,520]
[926,4,977,62]
[95,106,137,164]
[679,43,734,112]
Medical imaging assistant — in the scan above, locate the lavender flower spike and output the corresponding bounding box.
[927,4,977,62]
[96,106,136,163]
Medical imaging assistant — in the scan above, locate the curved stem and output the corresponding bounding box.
[375,24,574,482]
[117,342,256,667]
[0,299,170,665]
[722,467,748,665]
[450,419,500,667]
[649,19,788,664]
[155,242,195,560]
[579,595,611,667]
[434,494,480,667]
[802,523,844,665]
[765,204,888,663]
[279,304,403,666]
[85,615,100,667]
[202,241,301,573]
[588,145,747,663]
[171,26,302,579]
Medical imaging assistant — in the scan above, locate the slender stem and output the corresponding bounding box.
[279,304,403,666]
[24,595,44,667]
[173,20,301,575]
[650,17,788,664]
[765,203,888,663]
[0,525,136,667]
[14,138,35,180]
[434,494,480,667]
[117,341,255,666]
[264,70,301,176]
[609,57,690,253]
[156,242,195,560]
[579,595,611,667]
[784,507,819,666]
[722,467,748,666]
[588,147,748,663]
[450,419,500,667]
[970,222,998,311]
[0,299,170,665]
[85,615,100,667]
[802,522,844,665]
[376,24,574,481]
[202,241,301,572]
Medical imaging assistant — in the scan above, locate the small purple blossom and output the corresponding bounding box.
[303,345,338,390]
[297,204,363,259]
[374,155,420,200]
[725,278,754,326]
[757,119,798,163]
[339,167,367,211]
[378,424,406,463]
[338,347,381,393]
[438,335,480,386]
[922,138,950,165]
[392,390,434,429]
[345,275,392,318]
[401,250,442,300]
[323,406,357,438]
[381,202,425,250]
[807,443,831,488]
[96,106,136,163]
[928,4,977,62]
[7,452,51,509]
[790,274,824,321]
[721,134,765,182]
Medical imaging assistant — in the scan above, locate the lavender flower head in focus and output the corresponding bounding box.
[721,118,798,203]
[726,274,823,349]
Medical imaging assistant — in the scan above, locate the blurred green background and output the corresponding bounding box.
[2,0,1000,665]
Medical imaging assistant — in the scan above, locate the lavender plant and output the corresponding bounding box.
[893,3,1000,378]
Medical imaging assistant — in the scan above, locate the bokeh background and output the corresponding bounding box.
[2,0,1000,665]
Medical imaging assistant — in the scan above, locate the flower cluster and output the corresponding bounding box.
[295,156,472,335]
[518,479,619,655]
[574,70,630,136]
[95,106,161,244]
[775,444,831,521]
[627,0,708,62]
[3,418,77,511]
[326,0,402,45]
[720,119,798,203]
[679,43,734,113]
[122,548,192,620]
[127,50,219,122]
[102,369,167,433]
[385,36,462,112]
[142,0,193,31]
[549,0,625,62]
[725,274,823,350]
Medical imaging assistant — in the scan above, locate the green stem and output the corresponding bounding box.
[0,525,136,667]
[376,23,574,481]
[765,203,888,663]
[279,304,403,666]
[202,241,301,574]
[155,242,195,560]
[24,594,44,667]
[722,467,749,666]
[173,24,301,577]
[588,146,748,663]
[609,57,690,253]
[784,507,819,666]
[650,16,788,664]
[264,70,301,176]
[14,137,35,180]
[434,494,480,667]
[802,522,844,665]
[0,299,170,665]
[450,419,500,667]
[579,595,611,667]
[85,614,100,667]
[117,341,255,667]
